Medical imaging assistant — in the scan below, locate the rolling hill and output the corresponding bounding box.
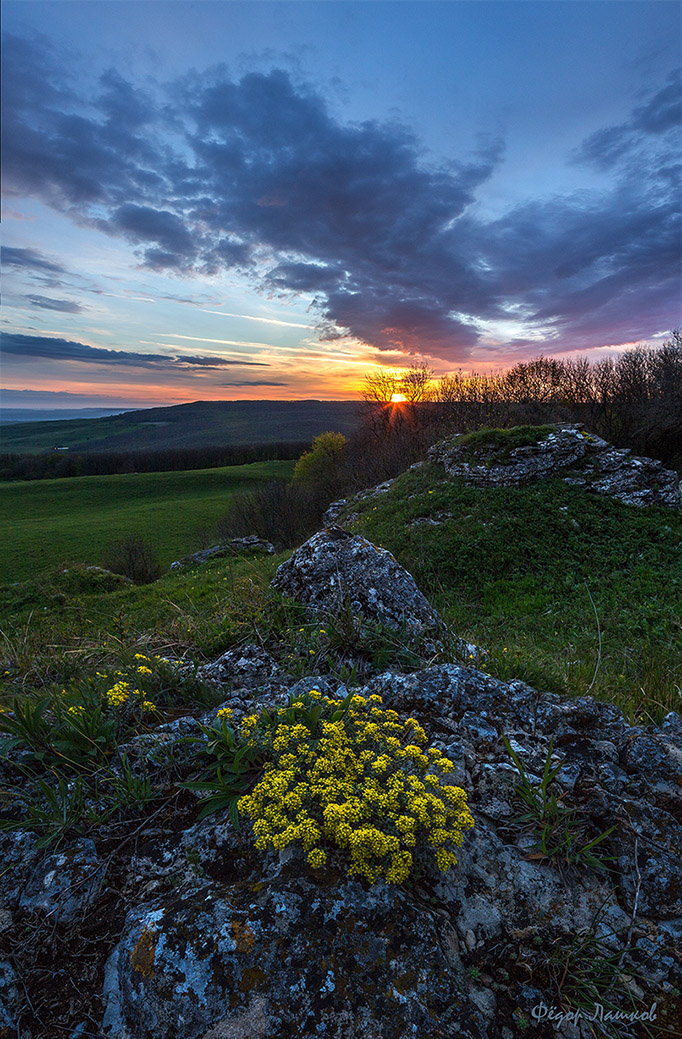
[0,399,362,454]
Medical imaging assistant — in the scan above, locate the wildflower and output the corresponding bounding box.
[237,691,474,885]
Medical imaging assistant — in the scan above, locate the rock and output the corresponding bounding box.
[19,837,101,923]
[429,425,681,509]
[8,522,681,1034]
[115,715,204,778]
[171,537,274,570]
[271,527,442,641]
[0,961,19,1037]
[195,644,282,689]
[0,830,41,911]
[99,653,682,1037]
[105,872,488,1039]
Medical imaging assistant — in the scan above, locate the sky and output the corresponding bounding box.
[1,0,681,409]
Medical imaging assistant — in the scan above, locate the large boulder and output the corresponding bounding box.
[430,425,681,508]
[270,527,442,639]
[105,872,488,1039]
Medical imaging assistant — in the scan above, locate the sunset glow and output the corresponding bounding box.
[390,394,407,404]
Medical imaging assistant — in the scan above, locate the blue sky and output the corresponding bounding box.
[2,0,680,407]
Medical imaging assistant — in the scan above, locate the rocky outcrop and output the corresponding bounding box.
[5,522,682,1038]
[429,425,681,508]
[108,872,488,1039]
[171,536,274,570]
[271,526,442,640]
[95,662,682,1038]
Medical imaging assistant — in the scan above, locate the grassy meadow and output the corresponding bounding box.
[0,428,680,728]
[0,460,294,583]
[344,461,682,722]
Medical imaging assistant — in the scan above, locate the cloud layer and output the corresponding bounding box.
[3,32,680,360]
[1,333,270,371]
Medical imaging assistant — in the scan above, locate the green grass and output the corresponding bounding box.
[449,424,557,462]
[0,460,294,583]
[1,432,680,727]
[344,461,682,721]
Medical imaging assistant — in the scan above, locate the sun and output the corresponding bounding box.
[390,393,407,403]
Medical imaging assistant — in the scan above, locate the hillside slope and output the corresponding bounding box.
[1,435,681,1036]
[0,399,361,454]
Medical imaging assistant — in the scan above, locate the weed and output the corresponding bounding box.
[104,536,164,585]
[546,906,660,1038]
[181,710,271,825]
[503,736,616,871]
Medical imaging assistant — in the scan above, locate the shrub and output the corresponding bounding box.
[293,431,347,495]
[217,480,326,549]
[232,688,474,884]
[104,536,163,584]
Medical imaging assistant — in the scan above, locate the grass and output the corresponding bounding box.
[1,429,680,725]
[446,424,558,463]
[343,460,682,722]
[0,460,294,583]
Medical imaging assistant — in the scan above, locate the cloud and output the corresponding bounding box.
[3,33,680,360]
[2,246,67,275]
[573,67,680,170]
[25,294,84,313]
[217,379,289,387]
[0,333,271,370]
[104,203,198,270]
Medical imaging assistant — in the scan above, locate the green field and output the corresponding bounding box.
[0,428,680,726]
[0,460,294,582]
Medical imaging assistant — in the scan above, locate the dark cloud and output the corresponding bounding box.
[573,68,680,170]
[179,355,268,368]
[2,32,680,359]
[105,203,198,270]
[25,294,84,313]
[2,246,66,274]
[1,333,270,370]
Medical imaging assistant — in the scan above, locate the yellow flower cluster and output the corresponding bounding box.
[238,691,474,885]
[104,680,155,712]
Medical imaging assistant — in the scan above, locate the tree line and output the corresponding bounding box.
[0,441,312,482]
[359,332,682,475]
[217,335,682,551]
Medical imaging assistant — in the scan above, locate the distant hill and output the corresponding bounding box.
[0,399,362,454]
[0,407,136,424]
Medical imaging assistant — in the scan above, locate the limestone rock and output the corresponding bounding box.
[171,536,274,570]
[105,873,488,1039]
[429,425,681,508]
[0,961,19,1037]
[0,830,41,912]
[271,527,442,639]
[19,837,101,923]
[195,644,282,689]
[98,659,682,1037]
